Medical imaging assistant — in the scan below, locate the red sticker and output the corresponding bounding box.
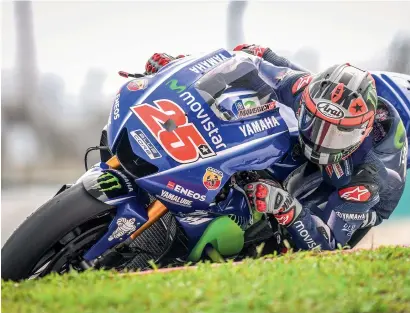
[274,206,295,226]
[333,163,344,179]
[348,98,368,116]
[203,167,223,190]
[325,164,333,177]
[339,186,371,202]
[292,75,312,95]
[331,83,344,103]
[131,99,215,164]
[167,181,175,189]
[127,79,148,91]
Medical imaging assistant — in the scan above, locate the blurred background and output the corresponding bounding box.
[1,1,410,246]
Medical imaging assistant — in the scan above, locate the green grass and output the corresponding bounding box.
[2,246,410,313]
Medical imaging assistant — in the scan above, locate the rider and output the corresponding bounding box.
[142,46,408,251]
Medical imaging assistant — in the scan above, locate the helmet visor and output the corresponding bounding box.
[299,104,367,152]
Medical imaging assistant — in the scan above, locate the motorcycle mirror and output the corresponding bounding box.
[118,71,145,78]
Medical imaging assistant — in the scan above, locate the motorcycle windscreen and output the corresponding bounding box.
[194,55,274,121]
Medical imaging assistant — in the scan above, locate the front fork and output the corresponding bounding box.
[75,156,168,262]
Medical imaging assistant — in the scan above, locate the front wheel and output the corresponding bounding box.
[1,183,115,281]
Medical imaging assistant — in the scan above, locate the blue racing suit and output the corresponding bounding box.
[245,49,408,250]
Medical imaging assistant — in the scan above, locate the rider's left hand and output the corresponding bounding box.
[245,179,302,227]
[144,53,186,75]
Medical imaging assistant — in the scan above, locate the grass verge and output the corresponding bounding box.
[2,246,410,313]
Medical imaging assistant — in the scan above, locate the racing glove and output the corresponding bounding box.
[233,44,268,58]
[244,179,302,227]
[144,53,186,75]
[233,43,309,72]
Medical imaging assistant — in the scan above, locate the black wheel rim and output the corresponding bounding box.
[28,213,113,279]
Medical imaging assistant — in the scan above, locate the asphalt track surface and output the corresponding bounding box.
[2,185,410,250]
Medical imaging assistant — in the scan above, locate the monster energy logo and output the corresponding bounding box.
[394,120,406,150]
[366,85,377,109]
[95,173,122,192]
[166,79,186,93]
[333,152,342,163]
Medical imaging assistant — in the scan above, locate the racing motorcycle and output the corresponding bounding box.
[2,49,410,281]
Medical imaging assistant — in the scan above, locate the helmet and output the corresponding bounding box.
[298,64,377,165]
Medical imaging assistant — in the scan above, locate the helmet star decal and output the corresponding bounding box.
[353,103,363,112]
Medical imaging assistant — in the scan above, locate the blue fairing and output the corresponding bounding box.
[83,51,410,262]
[107,48,292,212]
[81,49,299,261]
[371,71,410,166]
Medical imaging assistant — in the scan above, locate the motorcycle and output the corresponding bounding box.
[2,49,409,281]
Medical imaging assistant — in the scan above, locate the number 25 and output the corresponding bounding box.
[131,99,213,163]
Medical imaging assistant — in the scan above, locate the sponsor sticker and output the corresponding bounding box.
[157,190,193,207]
[274,206,295,226]
[234,97,258,112]
[234,100,245,111]
[178,210,213,225]
[331,83,344,103]
[178,91,227,151]
[344,160,352,176]
[166,79,186,93]
[179,216,213,225]
[336,212,366,221]
[238,116,280,137]
[203,167,224,190]
[113,93,120,120]
[93,171,132,198]
[167,181,206,201]
[294,220,318,249]
[130,129,162,160]
[332,163,344,179]
[237,101,277,118]
[127,79,148,91]
[131,99,216,164]
[338,185,371,202]
[342,223,356,237]
[189,53,229,74]
[292,75,312,95]
[317,102,345,119]
[108,217,139,241]
[325,164,333,177]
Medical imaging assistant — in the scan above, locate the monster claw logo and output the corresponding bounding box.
[94,173,124,198]
[366,85,377,109]
[203,167,224,190]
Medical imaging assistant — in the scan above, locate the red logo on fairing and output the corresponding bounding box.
[127,79,148,91]
[167,181,176,189]
[131,99,215,164]
[338,186,371,202]
[203,167,223,190]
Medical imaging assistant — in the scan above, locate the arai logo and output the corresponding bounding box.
[317,102,344,119]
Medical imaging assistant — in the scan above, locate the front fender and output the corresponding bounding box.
[76,164,154,260]
[76,163,150,206]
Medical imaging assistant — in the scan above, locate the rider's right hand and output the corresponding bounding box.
[233,44,268,58]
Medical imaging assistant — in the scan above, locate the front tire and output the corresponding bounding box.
[1,183,115,281]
